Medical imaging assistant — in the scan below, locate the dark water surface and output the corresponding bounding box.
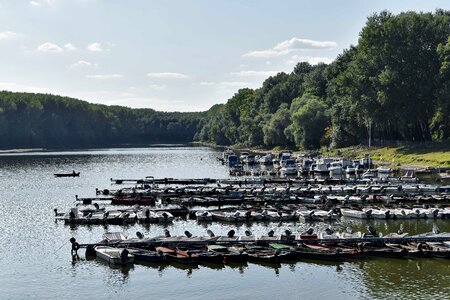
[0,146,449,300]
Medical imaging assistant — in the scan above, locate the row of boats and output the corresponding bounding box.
[80,226,450,267]
[55,203,450,225]
[221,149,405,179]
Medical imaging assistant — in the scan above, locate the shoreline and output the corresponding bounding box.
[195,142,450,171]
[0,148,46,154]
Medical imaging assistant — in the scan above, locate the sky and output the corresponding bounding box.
[0,0,449,112]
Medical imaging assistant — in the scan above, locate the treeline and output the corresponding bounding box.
[196,10,450,149]
[0,91,204,148]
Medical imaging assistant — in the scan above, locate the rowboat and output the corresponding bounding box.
[127,248,164,263]
[54,172,80,177]
[156,246,198,264]
[94,246,134,265]
[207,245,248,263]
[195,210,213,221]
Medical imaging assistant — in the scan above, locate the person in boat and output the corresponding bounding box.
[72,170,76,174]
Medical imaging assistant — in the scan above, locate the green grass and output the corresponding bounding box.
[324,141,450,168]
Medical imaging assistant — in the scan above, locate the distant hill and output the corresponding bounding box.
[0,91,205,149]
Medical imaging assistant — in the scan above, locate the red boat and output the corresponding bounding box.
[111,195,155,206]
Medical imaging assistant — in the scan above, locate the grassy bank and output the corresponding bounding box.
[323,141,450,169]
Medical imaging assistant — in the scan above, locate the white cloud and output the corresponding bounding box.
[230,70,279,77]
[274,38,336,51]
[64,43,76,51]
[243,37,337,58]
[30,0,56,7]
[86,74,122,79]
[0,31,17,40]
[69,60,93,68]
[200,81,251,87]
[37,42,63,52]
[288,55,333,65]
[149,84,166,90]
[37,42,78,53]
[147,72,190,79]
[87,42,108,52]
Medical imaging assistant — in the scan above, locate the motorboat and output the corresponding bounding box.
[94,246,134,265]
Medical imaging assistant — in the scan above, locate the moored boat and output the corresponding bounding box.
[94,246,134,265]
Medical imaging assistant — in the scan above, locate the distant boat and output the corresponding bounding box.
[54,171,80,177]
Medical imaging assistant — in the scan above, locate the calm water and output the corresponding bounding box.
[0,146,449,300]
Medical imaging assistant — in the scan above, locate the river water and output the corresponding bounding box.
[0,146,448,300]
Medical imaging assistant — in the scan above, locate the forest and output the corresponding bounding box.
[196,10,450,149]
[0,91,204,148]
[1,10,449,149]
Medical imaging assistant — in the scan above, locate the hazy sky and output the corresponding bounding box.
[0,0,448,111]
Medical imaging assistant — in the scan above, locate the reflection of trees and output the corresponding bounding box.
[357,258,450,299]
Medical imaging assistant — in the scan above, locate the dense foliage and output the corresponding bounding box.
[197,10,450,149]
[0,91,204,148]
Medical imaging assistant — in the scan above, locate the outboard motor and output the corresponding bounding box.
[267,230,275,237]
[227,230,235,238]
[136,231,144,239]
[207,229,215,237]
[245,230,252,237]
[367,225,377,236]
[185,231,193,238]
[164,229,171,237]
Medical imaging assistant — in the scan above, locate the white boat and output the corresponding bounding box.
[370,209,391,219]
[341,208,372,219]
[328,162,343,176]
[195,210,213,221]
[298,209,337,222]
[313,162,329,174]
[95,246,134,265]
[377,166,392,173]
[362,170,377,179]
[60,207,95,224]
[437,208,450,219]
[345,165,356,175]
[414,208,439,219]
[212,211,248,222]
[280,166,297,176]
[155,211,174,223]
[261,209,295,222]
[391,209,418,219]
[259,153,274,165]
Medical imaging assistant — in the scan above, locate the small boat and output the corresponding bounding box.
[377,166,392,173]
[295,243,360,260]
[111,195,156,206]
[155,211,174,223]
[54,171,80,177]
[156,246,198,264]
[195,210,213,221]
[94,246,134,265]
[329,162,343,176]
[207,245,248,263]
[345,165,356,175]
[341,208,372,219]
[127,248,164,263]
